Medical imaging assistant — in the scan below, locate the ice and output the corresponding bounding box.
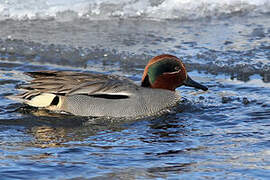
[0,0,269,21]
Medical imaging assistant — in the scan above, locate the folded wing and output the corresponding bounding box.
[12,71,139,108]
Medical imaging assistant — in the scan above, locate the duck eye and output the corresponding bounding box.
[174,66,181,71]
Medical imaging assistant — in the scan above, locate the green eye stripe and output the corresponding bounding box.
[147,59,180,84]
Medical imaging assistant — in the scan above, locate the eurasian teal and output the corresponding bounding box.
[12,54,208,118]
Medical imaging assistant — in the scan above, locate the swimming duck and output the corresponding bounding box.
[12,54,208,118]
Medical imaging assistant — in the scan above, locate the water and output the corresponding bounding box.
[0,0,270,179]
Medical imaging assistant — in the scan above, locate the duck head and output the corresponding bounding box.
[141,54,208,91]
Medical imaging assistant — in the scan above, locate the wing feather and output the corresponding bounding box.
[18,71,139,96]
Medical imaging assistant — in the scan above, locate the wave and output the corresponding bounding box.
[0,0,269,21]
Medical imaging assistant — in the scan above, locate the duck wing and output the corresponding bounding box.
[13,71,139,107]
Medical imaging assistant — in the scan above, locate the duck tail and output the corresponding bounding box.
[7,91,61,108]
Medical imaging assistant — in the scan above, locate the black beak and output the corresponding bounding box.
[183,76,208,91]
